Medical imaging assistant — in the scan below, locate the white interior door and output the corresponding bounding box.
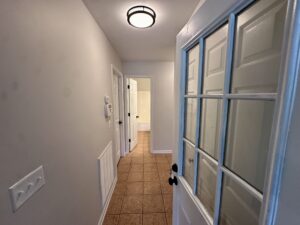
[129,78,138,150]
[113,74,121,164]
[174,0,287,225]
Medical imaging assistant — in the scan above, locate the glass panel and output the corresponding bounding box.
[184,98,198,143]
[202,24,228,95]
[199,99,222,159]
[183,142,195,189]
[225,100,275,192]
[186,45,200,95]
[231,0,287,93]
[196,154,218,217]
[219,174,261,225]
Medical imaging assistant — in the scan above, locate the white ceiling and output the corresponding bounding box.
[82,0,200,61]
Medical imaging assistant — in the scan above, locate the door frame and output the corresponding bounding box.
[175,0,300,225]
[111,65,126,158]
[124,76,153,153]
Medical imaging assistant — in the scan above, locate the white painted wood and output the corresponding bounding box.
[129,79,138,150]
[151,149,173,154]
[175,0,292,225]
[97,178,117,225]
[231,0,287,94]
[112,74,121,164]
[202,24,228,95]
[98,142,114,207]
[186,45,200,95]
[111,65,126,159]
[137,122,151,131]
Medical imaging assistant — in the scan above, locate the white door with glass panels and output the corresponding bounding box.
[129,78,138,151]
[174,0,289,224]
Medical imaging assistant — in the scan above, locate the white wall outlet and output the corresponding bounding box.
[9,165,46,212]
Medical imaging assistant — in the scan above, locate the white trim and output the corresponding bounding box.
[138,122,151,131]
[97,177,117,225]
[178,176,213,225]
[111,65,126,158]
[151,149,173,154]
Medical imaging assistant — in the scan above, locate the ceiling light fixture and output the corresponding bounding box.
[127,5,156,29]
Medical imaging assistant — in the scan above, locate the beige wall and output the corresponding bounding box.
[0,0,121,224]
[123,62,174,151]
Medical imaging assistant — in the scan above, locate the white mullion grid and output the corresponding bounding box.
[196,148,219,167]
[183,137,195,148]
[213,14,236,225]
[178,50,188,176]
[193,38,205,194]
[184,93,277,100]
[221,167,263,202]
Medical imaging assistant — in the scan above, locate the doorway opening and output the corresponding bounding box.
[126,77,152,152]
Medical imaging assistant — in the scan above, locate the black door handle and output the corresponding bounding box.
[118,121,123,125]
[168,176,178,186]
[171,164,178,173]
[136,115,139,118]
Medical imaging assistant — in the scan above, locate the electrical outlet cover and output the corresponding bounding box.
[9,166,46,212]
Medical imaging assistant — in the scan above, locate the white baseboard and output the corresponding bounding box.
[138,122,151,131]
[97,177,117,225]
[151,149,173,154]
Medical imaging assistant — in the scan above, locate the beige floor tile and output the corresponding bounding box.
[144,171,159,182]
[119,157,132,165]
[166,213,172,225]
[143,195,165,213]
[163,194,172,213]
[107,194,124,214]
[160,182,173,194]
[118,164,131,173]
[126,182,144,195]
[144,182,161,195]
[103,215,119,225]
[132,157,144,164]
[157,164,170,172]
[144,156,156,163]
[144,163,157,172]
[118,172,129,182]
[143,213,167,225]
[130,164,144,172]
[121,195,143,214]
[128,172,144,182]
[119,214,142,225]
[104,132,173,222]
[156,157,169,164]
[158,172,170,182]
[114,182,127,195]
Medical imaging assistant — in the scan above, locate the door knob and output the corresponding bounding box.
[171,163,178,173]
[136,115,139,118]
[168,176,178,186]
[118,121,123,125]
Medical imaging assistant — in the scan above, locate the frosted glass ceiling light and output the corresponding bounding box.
[127,6,156,28]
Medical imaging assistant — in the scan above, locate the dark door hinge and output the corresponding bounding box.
[129,139,131,143]
[127,85,130,89]
[128,113,130,117]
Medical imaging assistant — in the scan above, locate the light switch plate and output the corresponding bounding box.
[9,166,46,212]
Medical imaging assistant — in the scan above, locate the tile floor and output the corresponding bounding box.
[103,131,173,225]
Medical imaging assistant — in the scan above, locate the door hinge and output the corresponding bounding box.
[127,85,130,89]
[129,139,131,143]
[128,113,130,117]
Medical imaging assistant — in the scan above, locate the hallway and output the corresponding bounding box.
[104,132,173,225]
